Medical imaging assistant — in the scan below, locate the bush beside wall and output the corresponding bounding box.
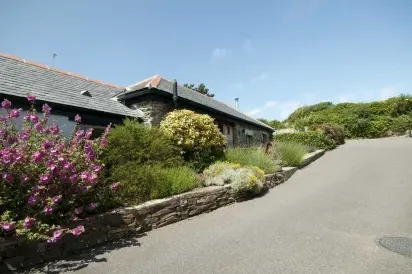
[275,131,337,150]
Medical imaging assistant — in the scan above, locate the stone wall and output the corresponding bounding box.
[234,122,271,147]
[130,100,172,126]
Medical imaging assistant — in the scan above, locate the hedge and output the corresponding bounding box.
[274,131,337,150]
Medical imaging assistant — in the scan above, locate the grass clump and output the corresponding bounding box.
[276,142,307,167]
[110,164,199,206]
[224,147,279,174]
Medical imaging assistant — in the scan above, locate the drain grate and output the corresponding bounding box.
[379,237,412,257]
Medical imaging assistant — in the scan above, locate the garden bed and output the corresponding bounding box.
[0,150,325,272]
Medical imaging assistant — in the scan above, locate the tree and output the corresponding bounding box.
[258,118,286,129]
[183,83,215,97]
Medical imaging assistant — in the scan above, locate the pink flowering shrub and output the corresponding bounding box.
[0,96,117,242]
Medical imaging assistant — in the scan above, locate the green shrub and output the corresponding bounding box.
[224,147,279,174]
[160,110,226,171]
[110,163,199,206]
[104,118,183,168]
[276,142,307,167]
[275,131,337,150]
[203,162,264,198]
[319,123,345,145]
[389,115,412,135]
[284,95,412,139]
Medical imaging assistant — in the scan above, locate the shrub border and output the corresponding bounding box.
[1,150,325,271]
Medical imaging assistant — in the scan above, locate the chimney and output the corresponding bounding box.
[235,98,239,110]
[173,79,178,108]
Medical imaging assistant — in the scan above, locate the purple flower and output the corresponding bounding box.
[15,152,25,162]
[28,195,40,206]
[50,147,58,157]
[84,143,92,153]
[2,172,13,184]
[63,162,74,171]
[88,202,97,211]
[49,124,60,135]
[44,205,54,215]
[43,140,51,149]
[40,173,52,185]
[1,99,12,109]
[24,216,36,228]
[48,230,63,243]
[74,114,81,123]
[9,109,20,118]
[49,164,58,174]
[76,130,85,138]
[2,153,12,164]
[30,114,39,124]
[42,103,51,115]
[87,151,96,161]
[79,185,90,193]
[100,138,107,148]
[110,182,120,191]
[80,171,88,182]
[52,195,62,204]
[23,113,30,121]
[71,216,80,222]
[2,222,15,232]
[85,128,93,139]
[93,164,102,173]
[69,174,78,184]
[27,94,36,104]
[31,151,43,163]
[19,129,30,141]
[21,175,29,184]
[74,207,83,215]
[58,156,67,165]
[71,225,85,236]
[34,123,43,132]
[88,172,98,185]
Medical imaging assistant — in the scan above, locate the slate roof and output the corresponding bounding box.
[0,53,143,118]
[122,76,274,131]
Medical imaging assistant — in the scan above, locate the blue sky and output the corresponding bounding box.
[1,0,411,120]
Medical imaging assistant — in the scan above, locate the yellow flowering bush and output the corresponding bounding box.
[160,110,226,170]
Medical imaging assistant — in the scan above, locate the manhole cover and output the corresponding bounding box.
[379,237,412,257]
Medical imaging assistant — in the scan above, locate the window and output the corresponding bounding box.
[262,133,268,144]
[247,136,253,147]
[227,126,231,135]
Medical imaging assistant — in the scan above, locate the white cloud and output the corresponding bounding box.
[264,101,277,108]
[242,39,253,53]
[246,109,262,116]
[336,85,403,103]
[247,100,302,119]
[211,48,229,61]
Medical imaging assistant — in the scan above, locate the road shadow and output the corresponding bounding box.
[13,233,146,274]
